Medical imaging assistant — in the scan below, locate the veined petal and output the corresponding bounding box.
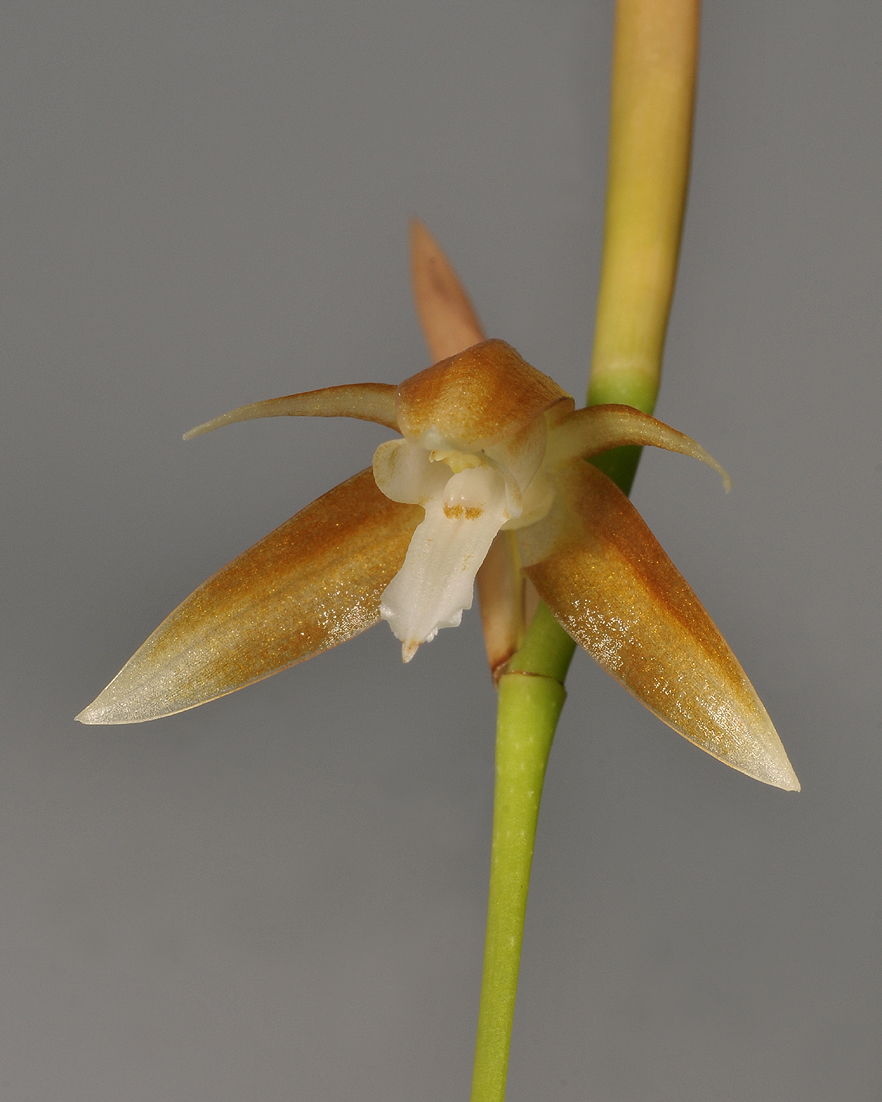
[183,383,399,439]
[77,470,421,723]
[409,219,485,361]
[380,465,511,662]
[396,340,571,452]
[545,404,731,490]
[518,461,799,790]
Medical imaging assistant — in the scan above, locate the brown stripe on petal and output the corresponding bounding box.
[519,462,799,790]
[77,469,422,724]
[396,340,570,450]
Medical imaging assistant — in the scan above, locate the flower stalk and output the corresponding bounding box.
[470,672,567,1102]
[470,2,702,1099]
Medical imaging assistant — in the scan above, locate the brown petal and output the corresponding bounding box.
[76,470,422,724]
[396,339,571,451]
[409,218,485,361]
[183,383,399,439]
[545,404,731,490]
[518,462,799,790]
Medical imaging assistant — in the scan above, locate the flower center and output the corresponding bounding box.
[430,449,484,474]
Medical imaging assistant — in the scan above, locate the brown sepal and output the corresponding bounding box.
[518,462,799,790]
[77,470,422,723]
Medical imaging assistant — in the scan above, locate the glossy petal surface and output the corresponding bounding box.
[77,470,421,723]
[518,461,799,790]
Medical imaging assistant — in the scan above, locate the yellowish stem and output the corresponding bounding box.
[588,0,700,415]
[470,672,567,1102]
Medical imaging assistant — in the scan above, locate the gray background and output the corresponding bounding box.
[3,1,880,1099]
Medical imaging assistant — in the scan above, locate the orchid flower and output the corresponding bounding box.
[77,336,798,791]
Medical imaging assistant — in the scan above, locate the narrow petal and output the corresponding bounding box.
[409,218,486,362]
[380,465,510,662]
[77,470,421,723]
[183,383,399,439]
[396,340,571,452]
[545,404,731,490]
[518,462,799,790]
[476,531,532,683]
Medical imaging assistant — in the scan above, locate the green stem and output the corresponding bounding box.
[470,3,700,1098]
[507,601,576,683]
[469,671,567,1102]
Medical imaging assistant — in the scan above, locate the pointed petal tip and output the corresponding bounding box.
[74,698,163,726]
[75,706,120,726]
[75,678,188,724]
[742,758,800,792]
[401,640,419,663]
[724,707,800,792]
[752,749,800,792]
[408,217,486,363]
[182,423,210,441]
[75,689,118,725]
[408,215,431,244]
